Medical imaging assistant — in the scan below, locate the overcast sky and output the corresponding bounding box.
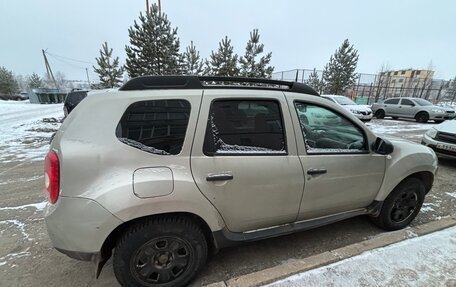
[1,0,455,81]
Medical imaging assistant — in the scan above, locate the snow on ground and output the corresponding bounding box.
[265,226,456,287]
[0,100,63,162]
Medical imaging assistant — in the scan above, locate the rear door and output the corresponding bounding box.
[383,98,400,116]
[190,90,305,233]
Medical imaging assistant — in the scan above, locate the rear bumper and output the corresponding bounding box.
[44,196,123,258]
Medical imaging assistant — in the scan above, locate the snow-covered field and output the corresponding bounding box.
[265,226,456,287]
[0,100,63,162]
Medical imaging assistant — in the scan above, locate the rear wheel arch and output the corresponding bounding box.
[99,212,217,272]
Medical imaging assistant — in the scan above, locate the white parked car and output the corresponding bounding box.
[322,95,373,121]
[422,119,456,159]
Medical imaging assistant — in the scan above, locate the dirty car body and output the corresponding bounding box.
[44,76,438,287]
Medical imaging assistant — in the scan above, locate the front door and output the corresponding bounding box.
[286,96,386,220]
[190,90,304,233]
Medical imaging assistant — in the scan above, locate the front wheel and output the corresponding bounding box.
[113,216,208,287]
[370,178,425,231]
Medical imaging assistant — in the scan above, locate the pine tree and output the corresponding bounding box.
[305,68,323,93]
[321,39,359,94]
[28,73,43,89]
[206,36,240,76]
[0,66,19,96]
[125,4,181,77]
[448,76,456,104]
[239,29,274,78]
[182,41,204,75]
[93,42,125,88]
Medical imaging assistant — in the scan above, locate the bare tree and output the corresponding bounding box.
[419,61,434,98]
[373,64,391,102]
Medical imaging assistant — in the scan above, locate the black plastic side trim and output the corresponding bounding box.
[212,209,368,248]
[55,247,97,261]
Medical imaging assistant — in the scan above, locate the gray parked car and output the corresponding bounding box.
[44,76,438,287]
[371,97,456,123]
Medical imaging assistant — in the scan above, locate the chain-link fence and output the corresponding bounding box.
[272,69,451,105]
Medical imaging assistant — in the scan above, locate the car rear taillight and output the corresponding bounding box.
[44,150,60,204]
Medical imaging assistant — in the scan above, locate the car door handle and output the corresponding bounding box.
[206,174,234,182]
[307,168,327,175]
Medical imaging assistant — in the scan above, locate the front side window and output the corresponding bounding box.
[203,100,286,155]
[294,102,367,153]
[384,98,399,105]
[116,99,191,155]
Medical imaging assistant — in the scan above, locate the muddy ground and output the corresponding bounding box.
[0,118,455,286]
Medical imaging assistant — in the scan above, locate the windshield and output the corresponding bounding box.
[413,98,433,106]
[334,96,356,105]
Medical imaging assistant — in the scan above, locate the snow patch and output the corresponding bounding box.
[0,201,47,211]
[265,226,456,287]
[0,220,30,240]
[0,100,63,161]
[445,192,456,199]
[0,248,31,266]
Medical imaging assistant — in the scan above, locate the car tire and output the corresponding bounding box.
[375,110,385,119]
[370,178,425,231]
[113,216,208,287]
[415,112,429,123]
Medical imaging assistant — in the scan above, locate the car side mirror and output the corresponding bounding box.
[373,137,394,155]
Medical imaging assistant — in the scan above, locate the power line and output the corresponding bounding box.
[45,51,95,65]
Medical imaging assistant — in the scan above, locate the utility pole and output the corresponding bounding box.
[158,0,161,12]
[146,0,149,12]
[85,68,91,88]
[42,49,58,90]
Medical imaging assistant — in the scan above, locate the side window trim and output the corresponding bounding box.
[293,100,370,155]
[203,98,288,157]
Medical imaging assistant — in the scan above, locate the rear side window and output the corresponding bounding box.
[384,99,399,105]
[400,99,414,106]
[203,99,287,155]
[116,100,191,155]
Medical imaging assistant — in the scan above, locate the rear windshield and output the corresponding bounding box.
[65,91,87,105]
[413,99,433,106]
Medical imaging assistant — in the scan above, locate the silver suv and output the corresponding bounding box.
[371,97,456,123]
[44,76,438,287]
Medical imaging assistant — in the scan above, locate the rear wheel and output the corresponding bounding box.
[370,178,425,231]
[375,110,385,119]
[415,112,429,123]
[113,216,208,287]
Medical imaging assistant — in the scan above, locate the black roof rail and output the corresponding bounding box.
[119,75,319,96]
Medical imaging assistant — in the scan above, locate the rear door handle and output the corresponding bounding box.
[206,173,234,182]
[307,168,327,175]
